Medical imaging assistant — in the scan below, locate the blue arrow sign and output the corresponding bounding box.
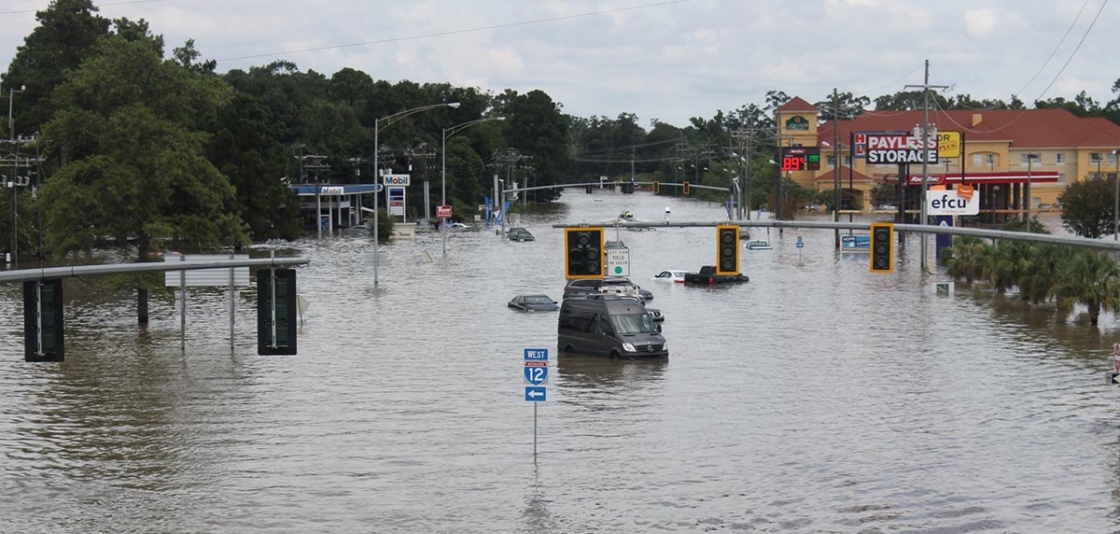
[525,386,546,402]
[524,348,548,361]
[524,365,549,385]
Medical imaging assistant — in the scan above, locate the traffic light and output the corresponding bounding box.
[716,225,740,275]
[621,181,634,194]
[870,222,894,273]
[683,181,690,196]
[23,279,64,362]
[565,227,604,279]
[652,181,660,194]
[258,268,298,355]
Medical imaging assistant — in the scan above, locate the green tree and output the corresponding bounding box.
[206,92,302,241]
[943,236,989,283]
[1058,177,1115,238]
[2,0,111,137]
[1053,250,1120,326]
[40,35,247,323]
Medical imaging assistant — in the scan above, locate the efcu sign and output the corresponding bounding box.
[927,188,979,216]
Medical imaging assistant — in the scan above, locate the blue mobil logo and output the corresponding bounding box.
[927,190,979,216]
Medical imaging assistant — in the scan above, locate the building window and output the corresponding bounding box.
[844,156,852,166]
[1109,152,1119,165]
[972,154,983,167]
[826,155,836,167]
[1056,153,1066,164]
[1091,152,1102,162]
[1019,153,1041,165]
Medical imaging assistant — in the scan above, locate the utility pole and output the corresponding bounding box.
[905,59,948,274]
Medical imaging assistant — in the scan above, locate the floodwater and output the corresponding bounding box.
[2,190,1120,533]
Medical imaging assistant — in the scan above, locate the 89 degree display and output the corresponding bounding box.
[778,147,821,171]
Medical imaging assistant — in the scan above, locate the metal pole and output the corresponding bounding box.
[1025,154,1033,228]
[1114,149,1119,240]
[533,402,538,463]
[442,127,447,256]
[919,60,930,272]
[179,254,186,351]
[374,187,380,285]
[8,87,15,267]
[229,252,235,353]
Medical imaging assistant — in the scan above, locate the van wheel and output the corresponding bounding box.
[563,344,575,353]
[609,350,620,360]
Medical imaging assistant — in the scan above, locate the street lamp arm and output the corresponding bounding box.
[376,102,460,133]
[444,116,505,138]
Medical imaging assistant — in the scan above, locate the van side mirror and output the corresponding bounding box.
[656,324,662,333]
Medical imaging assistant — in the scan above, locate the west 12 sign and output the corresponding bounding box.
[780,147,821,171]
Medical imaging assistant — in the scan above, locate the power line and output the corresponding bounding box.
[1033,0,1109,102]
[1014,0,1092,98]
[216,0,698,63]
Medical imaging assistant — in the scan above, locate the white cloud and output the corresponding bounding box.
[964,8,1000,37]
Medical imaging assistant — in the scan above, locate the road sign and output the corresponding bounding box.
[1108,372,1120,385]
[525,386,546,402]
[524,348,548,361]
[436,205,452,218]
[524,364,549,385]
[607,247,630,277]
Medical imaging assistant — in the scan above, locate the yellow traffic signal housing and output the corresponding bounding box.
[565,227,605,279]
[652,181,660,194]
[716,225,740,275]
[869,222,894,273]
[683,181,690,196]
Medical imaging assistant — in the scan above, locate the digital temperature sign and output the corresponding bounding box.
[779,147,821,172]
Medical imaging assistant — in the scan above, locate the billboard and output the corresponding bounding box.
[852,131,937,164]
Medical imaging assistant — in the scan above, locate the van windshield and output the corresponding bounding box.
[610,313,657,335]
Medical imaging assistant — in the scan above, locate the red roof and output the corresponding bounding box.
[777,96,818,113]
[816,108,1120,149]
[813,165,874,183]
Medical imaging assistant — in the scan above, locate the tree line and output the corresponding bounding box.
[6,0,1120,267]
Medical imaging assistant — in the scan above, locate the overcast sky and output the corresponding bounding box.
[0,0,1115,128]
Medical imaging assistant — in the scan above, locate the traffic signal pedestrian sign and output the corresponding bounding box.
[258,268,298,355]
[716,225,740,275]
[24,279,64,362]
[870,222,894,273]
[652,181,660,194]
[683,181,690,196]
[565,227,604,279]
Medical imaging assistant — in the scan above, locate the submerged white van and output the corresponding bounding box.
[557,295,668,359]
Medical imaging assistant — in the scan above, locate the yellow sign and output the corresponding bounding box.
[937,131,961,158]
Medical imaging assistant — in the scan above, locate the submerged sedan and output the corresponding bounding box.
[508,294,560,312]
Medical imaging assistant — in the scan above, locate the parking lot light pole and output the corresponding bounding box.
[8,84,23,267]
[441,116,504,256]
[1113,149,1119,240]
[1025,153,1039,228]
[371,102,459,284]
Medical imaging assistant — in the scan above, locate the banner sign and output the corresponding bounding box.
[864,133,938,164]
[927,190,980,216]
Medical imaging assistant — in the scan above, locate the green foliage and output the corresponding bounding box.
[944,236,1120,326]
[1053,250,1120,326]
[1058,178,1115,238]
[40,36,246,260]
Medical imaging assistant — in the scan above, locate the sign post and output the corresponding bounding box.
[524,348,548,463]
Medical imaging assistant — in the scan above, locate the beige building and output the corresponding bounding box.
[776,96,1120,213]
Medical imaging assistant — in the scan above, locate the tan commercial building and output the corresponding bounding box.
[776,96,1120,215]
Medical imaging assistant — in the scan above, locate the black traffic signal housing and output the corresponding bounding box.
[716,225,740,275]
[621,181,634,194]
[258,268,298,355]
[565,227,605,279]
[870,222,894,273]
[24,279,64,362]
[652,181,660,194]
[683,181,690,196]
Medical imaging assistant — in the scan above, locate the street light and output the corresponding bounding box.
[1024,153,1039,228]
[441,116,505,256]
[7,84,23,267]
[371,102,459,284]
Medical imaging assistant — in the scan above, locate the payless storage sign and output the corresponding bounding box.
[861,133,938,164]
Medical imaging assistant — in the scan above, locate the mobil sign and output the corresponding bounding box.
[927,187,979,216]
